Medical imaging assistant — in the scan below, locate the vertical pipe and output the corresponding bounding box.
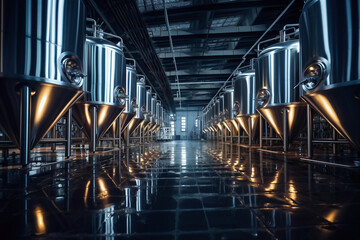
[307,104,313,158]
[90,106,97,153]
[139,125,142,144]
[238,122,241,144]
[118,116,122,149]
[230,123,233,144]
[65,108,72,158]
[126,125,130,146]
[259,115,263,149]
[283,108,288,152]
[332,128,337,155]
[51,126,56,152]
[20,85,30,166]
[248,117,252,147]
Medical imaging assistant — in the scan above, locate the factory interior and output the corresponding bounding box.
[1,0,360,239]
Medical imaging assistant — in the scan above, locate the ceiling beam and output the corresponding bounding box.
[166,69,232,76]
[149,24,267,38]
[158,49,247,59]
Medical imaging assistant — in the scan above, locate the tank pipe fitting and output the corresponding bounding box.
[86,18,98,37]
[137,74,145,82]
[101,31,124,50]
[126,58,137,69]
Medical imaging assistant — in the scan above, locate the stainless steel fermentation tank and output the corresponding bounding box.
[72,22,127,152]
[214,97,222,131]
[256,37,306,149]
[223,87,238,135]
[122,76,146,143]
[234,69,260,141]
[111,59,138,139]
[299,0,360,151]
[0,0,86,163]
[142,88,153,135]
[146,94,158,135]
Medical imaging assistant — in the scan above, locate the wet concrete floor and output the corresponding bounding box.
[1,140,360,239]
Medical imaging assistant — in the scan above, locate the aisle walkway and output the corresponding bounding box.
[1,141,360,239]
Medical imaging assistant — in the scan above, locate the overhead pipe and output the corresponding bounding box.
[204,0,296,111]
[163,0,181,109]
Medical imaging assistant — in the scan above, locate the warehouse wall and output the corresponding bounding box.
[175,108,202,140]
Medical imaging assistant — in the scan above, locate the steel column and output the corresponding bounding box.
[307,104,313,158]
[65,108,72,158]
[20,85,30,166]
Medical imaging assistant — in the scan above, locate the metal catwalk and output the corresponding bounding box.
[0,141,360,239]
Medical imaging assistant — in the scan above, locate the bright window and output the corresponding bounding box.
[195,119,198,128]
[181,117,186,132]
[170,121,175,136]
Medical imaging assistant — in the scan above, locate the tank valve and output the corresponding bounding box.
[256,89,270,108]
[61,57,84,87]
[302,61,326,90]
[114,86,127,106]
[233,102,240,117]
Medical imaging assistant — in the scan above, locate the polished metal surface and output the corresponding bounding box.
[0,0,85,149]
[1,141,360,238]
[300,0,360,151]
[256,40,302,107]
[82,37,126,106]
[233,70,260,137]
[150,95,157,126]
[119,64,138,134]
[219,94,225,123]
[223,87,234,121]
[73,35,126,141]
[234,70,258,117]
[123,78,146,142]
[256,39,306,142]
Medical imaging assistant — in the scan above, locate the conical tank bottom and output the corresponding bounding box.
[122,118,144,143]
[0,80,82,149]
[120,112,136,134]
[257,103,307,143]
[302,83,360,151]
[72,102,124,141]
[236,115,259,140]
[224,120,238,136]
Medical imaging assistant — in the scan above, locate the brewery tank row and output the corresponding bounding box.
[202,0,360,155]
[0,0,169,163]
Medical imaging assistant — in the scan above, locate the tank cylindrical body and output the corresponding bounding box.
[84,36,126,106]
[215,98,220,123]
[223,87,234,121]
[135,78,146,119]
[0,0,86,88]
[156,101,161,125]
[150,95,157,125]
[299,0,360,151]
[144,88,152,123]
[0,0,86,148]
[219,94,225,122]
[234,70,258,117]
[255,39,301,108]
[124,65,138,113]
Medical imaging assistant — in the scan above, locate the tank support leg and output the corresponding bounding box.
[65,108,72,158]
[307,104,313,158]
[90,106,97,153]
[118,116,122,149]
[248,118,252,147]
[283,108,288,152]
[126,125,130,146]
[332,129,337,155]
[259,115,263,149]
[20,85,30,167]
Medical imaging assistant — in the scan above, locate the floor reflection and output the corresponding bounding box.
[0,141,360,239]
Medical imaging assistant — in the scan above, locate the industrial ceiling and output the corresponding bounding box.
[86,0,303,111]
